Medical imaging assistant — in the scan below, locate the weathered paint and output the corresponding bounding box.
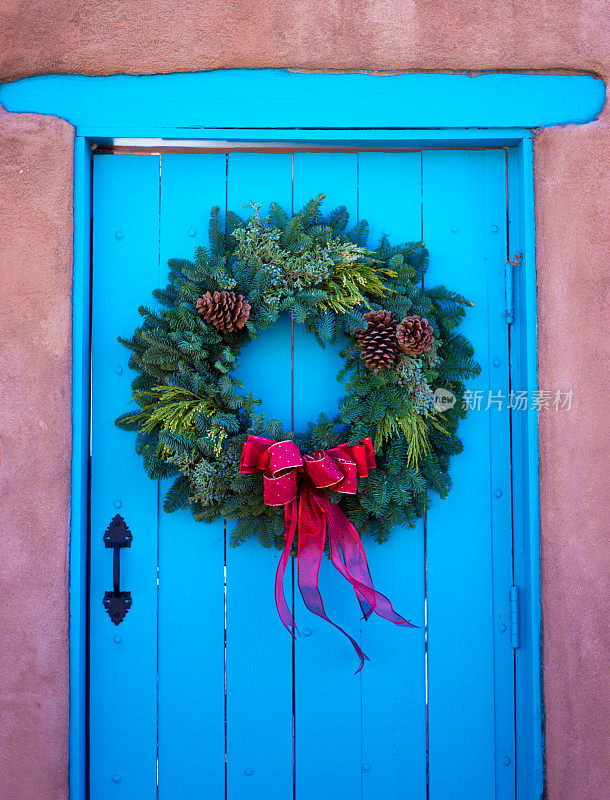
[0,72,604,130]
[0,4,608,800]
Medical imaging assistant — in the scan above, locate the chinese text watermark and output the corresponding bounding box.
[434,389,573,412]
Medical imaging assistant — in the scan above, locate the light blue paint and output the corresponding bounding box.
[291,153,366,800]
[0,71,605,130]
[157,154,227,797]
[510,587,521,649]
[423,149,515,799]
[90,156,161,799]
[69,135,91,800]
[507,136,544,798]
[4,70,570,800]
[226,153,295,800]
[353,151,427,800]
[87,146,520,800]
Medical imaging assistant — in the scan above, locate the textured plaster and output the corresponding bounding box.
[0,2,608,799]
[535,117,610,799]
[0,108,73,800]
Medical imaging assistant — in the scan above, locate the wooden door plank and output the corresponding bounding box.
[157,154,227,798]
[422,149,515,800]
[292,153,363,800]
[90,155,161,799]
[225,153,294,800]
[481,149,517,798]
[357,152,428,800]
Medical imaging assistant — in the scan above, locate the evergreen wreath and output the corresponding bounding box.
[116,194,480,548]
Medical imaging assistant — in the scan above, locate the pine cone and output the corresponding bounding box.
[196,290,251,332]
[355,310,399,373]
[396,315,434,356]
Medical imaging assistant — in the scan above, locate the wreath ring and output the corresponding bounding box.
[116,194,480,667]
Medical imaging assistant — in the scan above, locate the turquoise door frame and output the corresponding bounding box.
[1,70,604,800]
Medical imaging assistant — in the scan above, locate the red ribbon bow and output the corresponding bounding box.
[239,434,414,671]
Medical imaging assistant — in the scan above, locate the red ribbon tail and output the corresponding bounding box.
[323,504,375,620]
[274,499,298,637]
[328,530,375,621]
[323,498,417,629]
[297,488,370,674]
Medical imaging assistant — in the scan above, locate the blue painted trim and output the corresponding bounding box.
[69,135,91,800]
[506,134,544,799]
[84,128,535,144]
[518,136,544,797]
[5,69,571,799]
[70,133,543,800]
[0,70,605,131]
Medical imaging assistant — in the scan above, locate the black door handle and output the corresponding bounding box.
[102,514,133,625]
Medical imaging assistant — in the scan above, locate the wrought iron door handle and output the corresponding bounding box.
[102,514,133,625]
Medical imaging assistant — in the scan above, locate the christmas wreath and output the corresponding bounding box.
[116,194,479,667]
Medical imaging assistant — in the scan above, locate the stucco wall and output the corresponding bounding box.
[0,2,608,799]
[0,107,73,800]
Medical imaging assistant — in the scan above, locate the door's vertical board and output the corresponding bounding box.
[157,154,227,798]
[292,154,363,800]
[90,155,160,799]
[225,153,294,800]
[508,138,544,799]
[422,149,515,799]
[357,152,427,800]
[480,149,516,799]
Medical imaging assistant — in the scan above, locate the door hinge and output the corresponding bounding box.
[510,585,520,649]
[505,252,522,325]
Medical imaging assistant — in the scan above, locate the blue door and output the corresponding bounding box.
[90,147,515,799]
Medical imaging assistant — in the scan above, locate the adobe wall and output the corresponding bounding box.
[0,2,608,798]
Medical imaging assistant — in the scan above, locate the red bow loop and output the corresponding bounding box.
[239,434,274,474]
[328,438,376,475]
[302,449,344,488]
[239,436,303,506]
[266,440,303,476]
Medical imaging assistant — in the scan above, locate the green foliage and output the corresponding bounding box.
[119,385,216,435]
[116,196,480,547]
[319,257,396,313]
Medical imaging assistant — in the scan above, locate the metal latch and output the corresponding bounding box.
[505,252,522,325]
